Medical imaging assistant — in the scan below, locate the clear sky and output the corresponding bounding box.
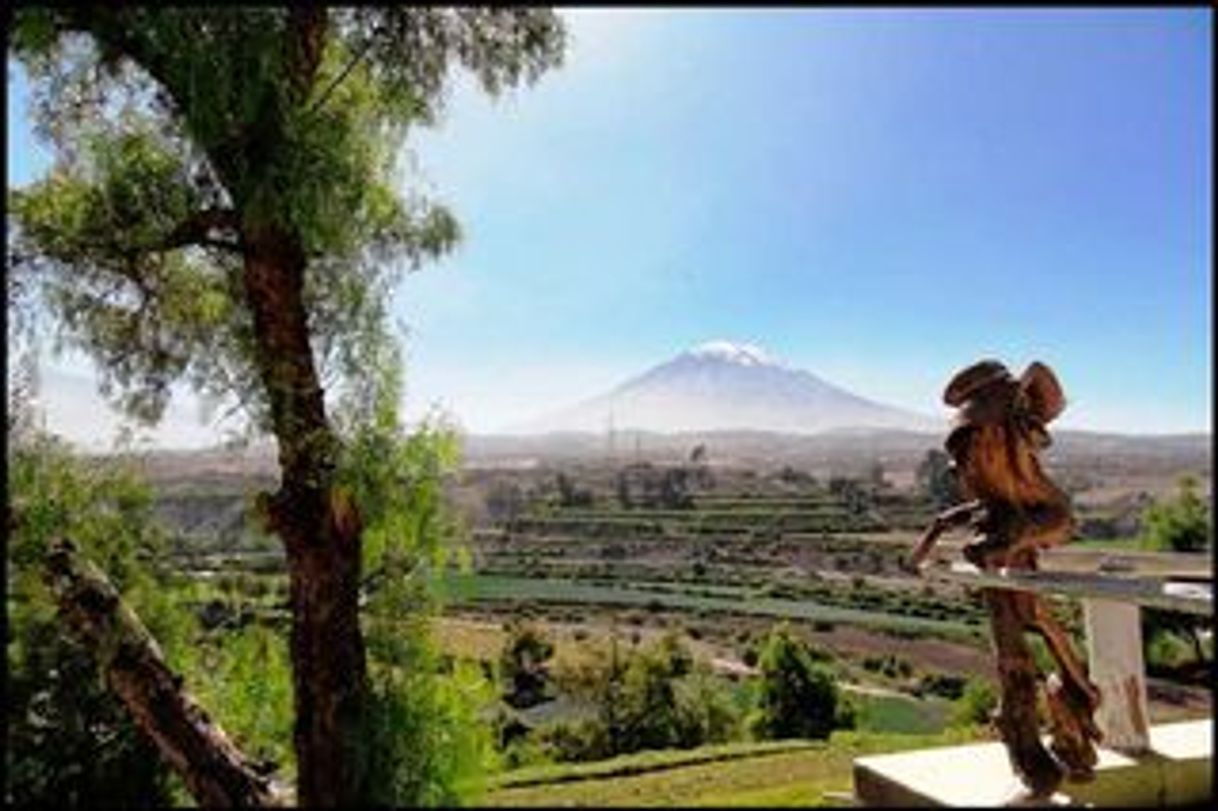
[6,8,1212,449]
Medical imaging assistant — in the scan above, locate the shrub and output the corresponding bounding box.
[835,695,859,731]
[7,433,193,806]
[750,623,840,741]
[550,633,740,761]
[673,670,741,747]
[916,672,968,701]
[952,678,997,726]
[499,620,555,709]
[537,718,609,763]
[1140,476,1211,553]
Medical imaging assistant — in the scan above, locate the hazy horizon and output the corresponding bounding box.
[7,9,1212,450]
[19,341,1213,454]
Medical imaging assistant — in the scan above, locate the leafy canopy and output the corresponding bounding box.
[1140,476,1211,554]
[751,624,840,741]
[6,429,194,805]
[8,8,565,433]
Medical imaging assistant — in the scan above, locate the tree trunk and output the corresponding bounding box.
[241,224,367,806]
[43,538,287,807]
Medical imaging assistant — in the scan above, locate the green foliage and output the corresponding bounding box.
[916,449,961,510]
[834,695,858,731]
[499,620,556,709]
[494,739,824,790]
[9,8,567,806]
[549,633,742,762]
[362,656,499,807]
[617,632,694,752]
[1144,627,1192,671]
[915,671,968,700]
[536,718,612,764]
[487,729,989,807]
[1140,476,1212,553]
[951,677,997,727]
[9,7,564,436]
[336,359,497,805]
[183,623,295,780]
[673,669,744,747]
[750,623,840,741]
[6,432,191,806]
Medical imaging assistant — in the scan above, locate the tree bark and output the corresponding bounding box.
[43,538,287,807]
[984,588,1065,798]
[241,223,367,806]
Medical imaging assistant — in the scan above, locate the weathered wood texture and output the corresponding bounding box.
[43,538,289,807]
[927,541,1213,579]
[914,360,1105,799]
[925,559,1212,759]
[924,561,1213,616]
[1084,599,1151,754]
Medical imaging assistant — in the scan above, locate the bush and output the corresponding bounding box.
[348,420,499,806]
[750,624,840,741]
[1145,628,1192,672]
[7,433,192,806]
[550,633,742,761]
[186,624,294,777]
[499,620,555,709]
[500,736,549,770]
[916,672,968,701]
[537,718,609,763]
[834,695,859,731]
[1140,476,1211,553]
[673,670,741,747]
[952,678,997,727]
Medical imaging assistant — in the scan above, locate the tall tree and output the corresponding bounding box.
[8,8,565,805]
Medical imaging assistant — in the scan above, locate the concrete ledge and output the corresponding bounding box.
[853,719,1212,807]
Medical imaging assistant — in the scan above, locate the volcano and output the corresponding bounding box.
[514,341,940,435]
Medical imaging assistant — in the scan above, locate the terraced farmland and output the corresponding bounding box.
[439,573,983,639]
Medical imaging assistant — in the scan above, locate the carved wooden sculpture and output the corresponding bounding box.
[909,360,1102,799]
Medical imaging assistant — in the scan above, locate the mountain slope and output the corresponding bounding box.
[513,341,939,435]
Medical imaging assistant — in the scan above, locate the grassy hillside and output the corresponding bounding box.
[484,728,989,806]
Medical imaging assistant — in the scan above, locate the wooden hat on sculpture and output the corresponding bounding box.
[944,359,1065,448]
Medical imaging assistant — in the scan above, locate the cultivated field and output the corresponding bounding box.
[132,429,1211,804]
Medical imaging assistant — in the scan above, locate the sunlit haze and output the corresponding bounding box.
[7,9,1212,451]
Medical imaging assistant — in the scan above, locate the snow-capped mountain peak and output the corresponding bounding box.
[511,341,941,435]
[686,340,776,367]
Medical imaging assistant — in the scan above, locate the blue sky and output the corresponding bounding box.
[7,8,1212,448]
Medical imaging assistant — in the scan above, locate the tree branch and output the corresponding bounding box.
[43,538,291,807]
[153,207,244,254]
[303,35,376,119]
[73,207,243,261]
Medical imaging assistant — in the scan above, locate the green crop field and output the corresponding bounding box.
[849,691,953,735]
[439,573,980,639]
